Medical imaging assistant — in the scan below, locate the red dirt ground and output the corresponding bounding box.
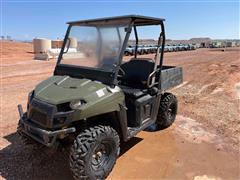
[0,41,239,180]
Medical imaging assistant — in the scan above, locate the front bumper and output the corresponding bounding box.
[18,104,76,147]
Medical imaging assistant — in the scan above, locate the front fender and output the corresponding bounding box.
[72,87,125,121]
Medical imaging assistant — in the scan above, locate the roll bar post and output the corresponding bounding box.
[133,25,138,58]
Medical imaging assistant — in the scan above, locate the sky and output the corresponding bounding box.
[1,0,240,40]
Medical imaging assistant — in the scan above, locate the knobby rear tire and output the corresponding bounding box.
[157,93,178,128]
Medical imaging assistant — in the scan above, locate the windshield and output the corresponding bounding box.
[60,25,128,71]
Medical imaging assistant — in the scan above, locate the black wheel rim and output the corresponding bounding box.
[91,142,111,171]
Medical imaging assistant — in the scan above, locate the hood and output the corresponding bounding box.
[34,76,108,104]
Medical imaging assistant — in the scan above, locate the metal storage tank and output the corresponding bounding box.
[69,37,78,48]
[52,40,63,49]
[33,38,51,53]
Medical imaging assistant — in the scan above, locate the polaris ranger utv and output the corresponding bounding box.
[17,15,183,179]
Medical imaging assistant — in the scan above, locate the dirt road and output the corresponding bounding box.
[0,41,239,179]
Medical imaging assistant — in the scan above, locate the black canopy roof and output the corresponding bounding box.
[67,15,165,26]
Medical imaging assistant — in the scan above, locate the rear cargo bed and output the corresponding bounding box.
[160,66,183,90]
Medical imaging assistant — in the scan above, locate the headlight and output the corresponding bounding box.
[28,90,34,102]
[70,100,86,109]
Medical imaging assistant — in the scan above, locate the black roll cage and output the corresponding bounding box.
[54,15,165,88]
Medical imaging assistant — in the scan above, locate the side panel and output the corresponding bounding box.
[161,66,183,90]
[135,95,156,126]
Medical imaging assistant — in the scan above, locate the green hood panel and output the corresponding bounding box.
[34,76,123,106]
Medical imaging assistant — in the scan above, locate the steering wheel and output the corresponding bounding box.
[117,67,126,78]
[148,59,155,63]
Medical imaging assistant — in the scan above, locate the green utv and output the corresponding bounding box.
[17,15,183,179]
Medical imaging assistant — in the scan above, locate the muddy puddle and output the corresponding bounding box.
[108,115,240,180]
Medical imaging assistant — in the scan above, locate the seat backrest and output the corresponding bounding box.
[120,58,154,88]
